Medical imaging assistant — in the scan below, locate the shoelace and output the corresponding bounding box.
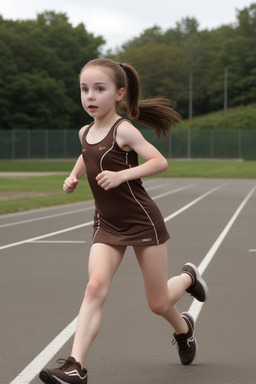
[172,335,194,350]
[57,358,80,371]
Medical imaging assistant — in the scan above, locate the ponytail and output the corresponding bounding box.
[118,62,182,138]
[81,58,182,139]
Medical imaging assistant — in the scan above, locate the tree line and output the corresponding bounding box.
[0,4,255,131]
[111,3,256,120]
[0,11,104,131]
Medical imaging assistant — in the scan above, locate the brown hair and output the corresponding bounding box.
[80,58,182,138]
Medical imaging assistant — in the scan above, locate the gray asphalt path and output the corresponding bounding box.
[1,178,255,384]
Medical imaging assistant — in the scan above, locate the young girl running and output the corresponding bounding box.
[39,58,208,384]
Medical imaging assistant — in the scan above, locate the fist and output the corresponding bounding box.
[63,177,79,194]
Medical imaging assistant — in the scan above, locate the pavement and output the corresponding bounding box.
[0,178,255,384]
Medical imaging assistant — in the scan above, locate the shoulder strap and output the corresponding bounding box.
[80,121,94,144]
[112,117,131,142]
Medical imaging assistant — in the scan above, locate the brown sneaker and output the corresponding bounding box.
[39,356,87,384]
[172,312,197,365]
[182,262,209,302]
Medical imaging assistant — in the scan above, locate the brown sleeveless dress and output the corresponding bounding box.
[81,118,170,246]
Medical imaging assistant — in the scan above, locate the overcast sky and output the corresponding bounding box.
[0,0,254,50]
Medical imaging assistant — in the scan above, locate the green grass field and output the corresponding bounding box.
[0,160,255,214]
[177,103,256,131]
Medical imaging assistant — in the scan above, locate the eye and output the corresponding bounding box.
[81,86,88,93]
[97,87,104,92]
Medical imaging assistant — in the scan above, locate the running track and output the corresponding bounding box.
[1,178,255,384]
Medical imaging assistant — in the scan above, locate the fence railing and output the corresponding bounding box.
[0,129,256,160]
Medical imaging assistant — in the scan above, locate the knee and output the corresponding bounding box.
[84,278,108,304]
[148,300,169,316]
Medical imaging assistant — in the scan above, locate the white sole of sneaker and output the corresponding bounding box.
[39,370,59,384]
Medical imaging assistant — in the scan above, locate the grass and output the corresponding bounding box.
[0,160,255,215]
[0,173,93,214]
[161,160,256,178]
[0,160,75,172]
[177,103,256,131]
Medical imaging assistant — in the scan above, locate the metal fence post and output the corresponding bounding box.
[27,130,30,158]
[1,128,255,160]
[238,130,242,159]
[187,129,191,159]
[63,130,67,158]
[12,130,15,159]
[211,130,214,158]
[45,130,48,158]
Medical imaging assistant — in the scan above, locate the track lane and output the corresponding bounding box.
[1,178,255,384]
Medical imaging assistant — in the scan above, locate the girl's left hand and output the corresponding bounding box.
[96,171,123,191]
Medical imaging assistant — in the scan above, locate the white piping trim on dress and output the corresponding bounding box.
[91,227,100,244]
[124,151,160,245]
[99,118,160,245]
[96,120,126,243]
[99,119,128,172]
[91,212,101,244]
[125,180,160,245]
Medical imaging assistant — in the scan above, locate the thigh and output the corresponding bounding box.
[88,243,126,288]
[134,243,168,302]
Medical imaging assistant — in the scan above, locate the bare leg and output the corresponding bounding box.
[71,243,126,366]
[134,243,192,334]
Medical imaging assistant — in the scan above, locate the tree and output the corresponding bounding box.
[111,5,256,118]
[122,26,164,49]
[0,11,105,130]
[175,17,199,35]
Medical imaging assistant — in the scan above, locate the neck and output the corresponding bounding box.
[93,113,121,130]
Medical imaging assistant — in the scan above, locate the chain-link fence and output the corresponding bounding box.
[0,129,256,160]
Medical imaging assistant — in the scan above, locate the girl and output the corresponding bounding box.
[39,58,208,384]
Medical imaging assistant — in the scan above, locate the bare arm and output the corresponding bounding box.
[118,125,168,181]
[96,121,168,191]
[63,154,86,194]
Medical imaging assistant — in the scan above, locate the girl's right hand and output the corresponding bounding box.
[63,177,79,194]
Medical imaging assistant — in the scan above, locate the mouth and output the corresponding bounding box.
[88,105,98,112]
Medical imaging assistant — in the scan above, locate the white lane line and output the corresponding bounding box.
[8,184,224,384]
[9,317,78,384]
[189,186,256,322]
[249,249,256,252]
[0,206,94,229]
[164,185,224,222]
[146,183,168,191]
[0,184,195,250]
[152,184,195,200]
[0,183,176,229]
[0,222,93,250]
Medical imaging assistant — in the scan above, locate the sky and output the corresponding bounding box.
[0,0,254,50]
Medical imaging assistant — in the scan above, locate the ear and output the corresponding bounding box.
[116,87,125,102]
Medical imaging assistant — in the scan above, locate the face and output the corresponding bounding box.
[80,66,124,119]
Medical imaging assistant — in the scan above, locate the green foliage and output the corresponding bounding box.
[0,4,256,130]
[0,11,104,131]
[114,4,256,119]
[177,103,256,130]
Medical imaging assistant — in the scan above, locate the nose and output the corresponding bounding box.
[87,90,95,100]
